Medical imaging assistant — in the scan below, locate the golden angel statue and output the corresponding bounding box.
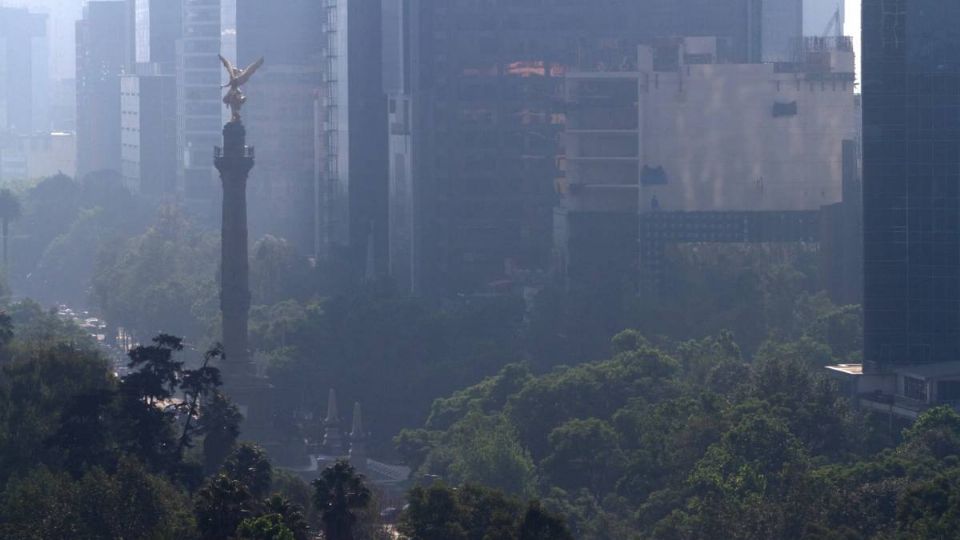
[219,55,265,122]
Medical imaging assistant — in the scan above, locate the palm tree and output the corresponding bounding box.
[0,189,20,269]
[264,495,310,540]
[194,474,256,540]
[223,443,274,499]
[312,461,372,540]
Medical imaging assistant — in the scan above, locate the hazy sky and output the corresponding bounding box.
[7,0,862,81]
[845,1,862,79]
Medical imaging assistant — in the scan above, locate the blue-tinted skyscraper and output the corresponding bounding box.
[236,0,331,252]
[862,0,960,370]
[0,7,48,137]
[134,0,182,71]
[177,0,221,201]
[77,2,129,177]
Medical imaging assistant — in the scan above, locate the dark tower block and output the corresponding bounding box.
[862,0,960,371]
[215,120,254,377]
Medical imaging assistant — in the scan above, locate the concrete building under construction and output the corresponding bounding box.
[555,36,859,296]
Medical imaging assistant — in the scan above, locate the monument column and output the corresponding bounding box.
[213,56,268,435]
[214,120,254,376]
[214,54,263,384]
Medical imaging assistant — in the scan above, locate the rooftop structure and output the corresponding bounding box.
[829,361,960,420]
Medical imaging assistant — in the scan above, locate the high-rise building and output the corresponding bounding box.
[246,65,322,249]
[236,0,323,67]
[387,0,786,295]
[236,0,326,251]
[555,37,857,293]
[862,0,960,371]
[177,0,222,201]
[0,7,49,137]
[121,71,177,196]
[220,0,236,103]
[315,0,387,271]
[50,78,76,133]
[76,2,129,177]
[134,0,183,71]
[828,0,960,419]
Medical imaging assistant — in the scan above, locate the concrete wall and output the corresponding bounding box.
[638,50,857,213]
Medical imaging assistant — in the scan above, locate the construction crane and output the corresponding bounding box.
[822,2,844,38]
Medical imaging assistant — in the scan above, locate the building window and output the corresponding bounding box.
[641,165,668,186]
[904,376,927,402]
[772,101,798,117]
[938,381,960,404]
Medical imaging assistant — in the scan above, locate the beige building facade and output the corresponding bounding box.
[563,37,858,216]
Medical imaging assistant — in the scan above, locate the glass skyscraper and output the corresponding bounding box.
[177,0,222,201]
[862,0,960,370]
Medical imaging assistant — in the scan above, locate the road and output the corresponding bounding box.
[55,304,130,376]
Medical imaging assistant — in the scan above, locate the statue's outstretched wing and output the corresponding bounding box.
[236,57,265,86]
[219,54,235,76]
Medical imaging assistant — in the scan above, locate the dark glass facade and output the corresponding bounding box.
[863,0,960,370]
[237,0,387,268]
[236,0,324,66]
[236,0,325,251]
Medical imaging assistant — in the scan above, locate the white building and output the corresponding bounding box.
[121,71,177,196]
